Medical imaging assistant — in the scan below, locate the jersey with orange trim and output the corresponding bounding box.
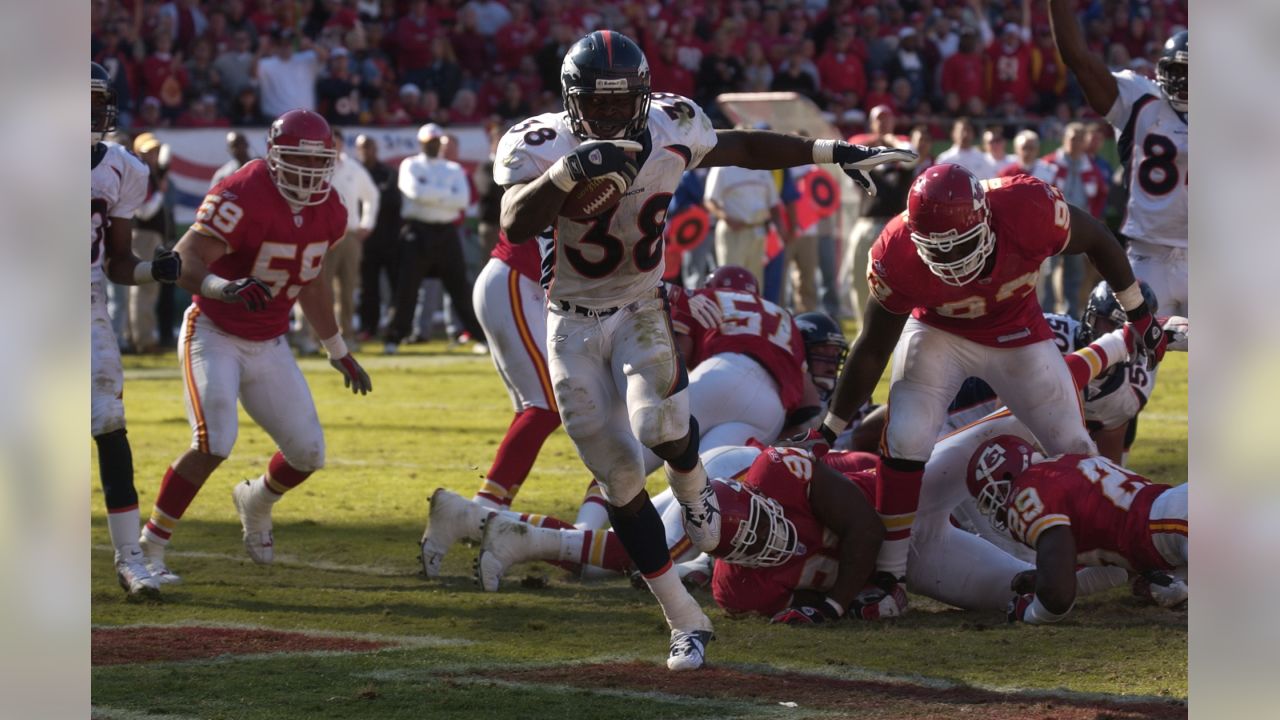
[868,174,1071,347]
[490,232,542,282]
[670,287,808,411]
[711,447,874,616]
[91,141,150,283]
[191,160,347,341]
[1005,453,1174,571]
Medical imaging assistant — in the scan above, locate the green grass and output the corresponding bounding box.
[92,342,1188,717]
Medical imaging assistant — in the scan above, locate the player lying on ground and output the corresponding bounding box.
[968,435,1188,624]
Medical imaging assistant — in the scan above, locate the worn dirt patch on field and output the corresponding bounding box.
[92,626,393,666]
[504,662,1187,720]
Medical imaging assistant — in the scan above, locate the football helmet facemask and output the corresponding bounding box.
[92,62,117,146]
[561,30,652,140]
[906,164,995,286]
[266,109,337,206]
[1156,31,1188,113]
[794,312,847,401]
[965,435,1035,532]
[710,478,800,568]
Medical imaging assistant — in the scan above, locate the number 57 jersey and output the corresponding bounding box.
[191,159,347,340]
[494,93,718,308]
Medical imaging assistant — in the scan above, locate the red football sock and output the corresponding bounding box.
[875,456,924,578]
[515,512,575,530]
[264,451,313,495]
[142,466,202,543]
[476,408,561,506]
[580,530,632,573]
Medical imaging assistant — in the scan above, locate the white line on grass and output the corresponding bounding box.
[92,544,414,577]
[94,620,472,649]
[92,707,205,720]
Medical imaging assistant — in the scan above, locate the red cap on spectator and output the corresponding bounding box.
[870,105,894,120]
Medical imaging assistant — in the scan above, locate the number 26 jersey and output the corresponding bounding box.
[493,93,718,308]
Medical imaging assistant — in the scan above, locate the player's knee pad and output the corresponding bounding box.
[630,395,690,450]
[91,398,126,438]
[94,428,138,510]
[278,437,326,473]
[882,422,935,463]
[595,468,647,509]
[650,415,700,471]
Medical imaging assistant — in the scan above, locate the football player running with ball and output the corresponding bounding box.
[811,164,1164,617]
[137,110,372,584]
[494,30,913,671]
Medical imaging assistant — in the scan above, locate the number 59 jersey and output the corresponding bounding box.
[1106,70,1188,248]
[91,141,150,283]
[494,93,718,308]
[191,159,347,341]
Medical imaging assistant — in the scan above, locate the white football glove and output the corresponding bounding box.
[686,293,723,330]
[1161,316,1189,352]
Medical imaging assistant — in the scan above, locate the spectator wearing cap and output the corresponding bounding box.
[985,21,1034,108]
[355,134,403,342]
[936,117,997,179]
[255,29,324,117]
[317,47,364,125]
[210,131,254,188]
[321,127,380,346]
[129,132,174,354]
[843,106,917,319]
[385,123,486,355]
[1040,122,1106,316]
[998,129,1057,183]
[941,30,985,109]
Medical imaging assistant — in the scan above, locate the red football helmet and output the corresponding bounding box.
[706,265,760,295]
[965,435,1035,531]
[906,164,995,286]
[266,109,337,206]
[709,478,799,568]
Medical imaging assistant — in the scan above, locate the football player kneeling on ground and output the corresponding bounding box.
[968,435,1188,623]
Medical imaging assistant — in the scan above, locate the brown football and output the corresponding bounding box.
[560,176,627,220]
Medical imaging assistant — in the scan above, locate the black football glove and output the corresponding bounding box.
[330,353,373,395]
[563,140,642,186]
[770,597,843,626]
[151,246,182,283]
[832,142,919,197]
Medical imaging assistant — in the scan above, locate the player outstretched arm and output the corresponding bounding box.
[1009,525,1077,623]
[103,214,180,287]
[499,139,641,243]
[820,299,909,442]
[298,278,372,395]
[700,131,916,196]
[1046,0,1118,115]
[808,462,885,612]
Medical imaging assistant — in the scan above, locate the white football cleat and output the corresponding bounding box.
[680,484,722,553]
[475,514,535,592]
[420,488,492,578]
[666,628,714,671]
[115,545,161,598]
[139,536,182,585]
[232,480,274,565]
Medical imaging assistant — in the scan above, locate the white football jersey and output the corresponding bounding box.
[1105,71,1188,248]
[1045,312,1158,430]
[91,141,149,283]
[494,93,718,307]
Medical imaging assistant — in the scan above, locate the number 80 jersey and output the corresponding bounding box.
[494,93,718,308]
[191,159,347,341]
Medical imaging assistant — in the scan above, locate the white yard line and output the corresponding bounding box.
[92,544,414,577]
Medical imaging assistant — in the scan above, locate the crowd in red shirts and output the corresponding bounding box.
[92,0,1187,138]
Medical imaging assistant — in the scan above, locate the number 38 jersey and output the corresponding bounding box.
[1004,454,1174,572]
[191,159,347,341]
[869,174,1071,347]
[91,141,150,283]
[493,93,718,308]
[1106,71,1188,248]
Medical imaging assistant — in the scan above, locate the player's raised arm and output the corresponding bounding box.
[820,298,909,442]
[1046,0,1118,115]
[700,130,917,196]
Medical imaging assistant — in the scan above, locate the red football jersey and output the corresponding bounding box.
[1005,454,1173,572]
[711,447,875,617]
[670,287,808,411]
[191,160,347,341]
[868,174,1071,347]
[490,233,541,282]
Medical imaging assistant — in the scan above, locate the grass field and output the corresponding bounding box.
[91,339,1188,719]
